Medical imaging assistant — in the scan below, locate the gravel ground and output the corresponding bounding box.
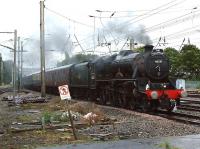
[79,105,200,139]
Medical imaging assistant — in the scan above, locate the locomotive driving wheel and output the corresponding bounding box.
[118,88,127,108]
[121,92,128,108]
[112,90,120,107]
[129,97,137,110]
[100,89,107,105]
[140,97,150,112]
[167,101,176,112]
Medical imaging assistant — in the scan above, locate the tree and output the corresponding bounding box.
[3,60,13,84]
[134,46,144,52]
[180,44,200,79]
[164,47,180,76]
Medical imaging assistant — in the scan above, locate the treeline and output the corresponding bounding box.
[0,60,13,85]
[164,44,200,80]
[3,60,13,84]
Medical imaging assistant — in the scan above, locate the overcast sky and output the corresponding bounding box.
[0,0,199,68]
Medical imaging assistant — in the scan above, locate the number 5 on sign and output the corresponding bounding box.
[58,85,71,100]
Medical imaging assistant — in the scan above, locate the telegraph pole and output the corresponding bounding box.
[0,54,3,85]
[93,16,95,54]
[13,30,17,99]
[20,41,23,89]
[89,15,96,53]
[40,1,46,97]
[17,37,20,92]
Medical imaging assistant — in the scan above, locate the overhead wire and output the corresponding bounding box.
[109,0,187,31]
[46,0,197,54]
[146,9,200,32]
[84,0,189,49]
[99,11,119,46]
[152,24,200,42]
[45,7,93,28]
[97,7,199,13]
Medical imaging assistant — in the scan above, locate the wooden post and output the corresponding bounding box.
[58,85,77,140]
[66,100,77,140]
[42,116,45,130]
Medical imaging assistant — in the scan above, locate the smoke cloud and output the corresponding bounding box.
[23,17,74,70]
[98,19,152,45]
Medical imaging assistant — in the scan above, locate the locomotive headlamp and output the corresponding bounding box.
[151,91,158,99]
[181,90,187,98]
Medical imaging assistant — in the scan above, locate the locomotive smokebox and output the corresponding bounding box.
[144,45,154,53]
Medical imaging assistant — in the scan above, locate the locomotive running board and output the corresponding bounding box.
[96,79,136,82]
[112,78,136,81]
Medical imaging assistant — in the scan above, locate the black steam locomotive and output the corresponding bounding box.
[23,45,186,111]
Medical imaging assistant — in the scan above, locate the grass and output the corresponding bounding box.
[41,111,71,124]
[158,141,180,149]
[42,111,53,123]
[16,114,34,122]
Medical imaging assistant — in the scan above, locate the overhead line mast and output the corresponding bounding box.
[40,0,46,97]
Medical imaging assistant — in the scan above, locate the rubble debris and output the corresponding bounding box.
[59,136,74,141]
[90,133,113,141]
[4,94,50,106]
[61,111,82,121]
[12,122,23,125]
[10,121,89,133]
[10,123,71,133]
[27,110,40,113]
[55,128,72,132]
[83,112,98,125]
[89,133,113,138]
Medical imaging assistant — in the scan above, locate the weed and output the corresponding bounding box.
[158,141,180,149]
[41,111,53,123]
[16,114,33,122]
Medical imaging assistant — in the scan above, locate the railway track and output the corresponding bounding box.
[166,95,200,125]
[187,90,200,98]
[179,104,200,112]
[188,94,200,98]
[178,106,200,112]
[156,110,200,126]
[98,102,200,126]
[0,87,13,95]
[99,95,200,126]
[181,98,200,104]
[178,96,200,112]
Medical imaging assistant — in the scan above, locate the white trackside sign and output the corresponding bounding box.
[176,79,185,90]
[58,85,71,100]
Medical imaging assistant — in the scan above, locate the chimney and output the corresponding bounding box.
[144,45,153,53]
